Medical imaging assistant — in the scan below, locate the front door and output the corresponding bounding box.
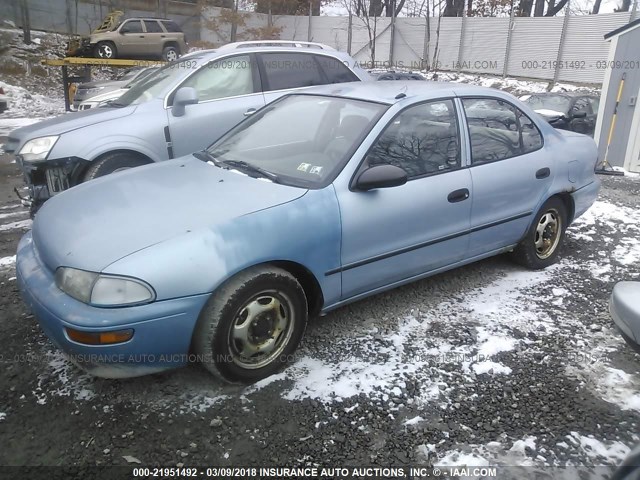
[118,20,146,57]
[166,53,265,157]
[336,99,473,299]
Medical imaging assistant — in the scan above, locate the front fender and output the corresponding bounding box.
[102,187,343,308]
[47,104,169,163]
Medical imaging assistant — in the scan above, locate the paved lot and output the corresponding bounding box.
[0,143,639,473]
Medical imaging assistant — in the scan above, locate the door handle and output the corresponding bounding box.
[447,188,470,203]
[244,108,257,117]
[536,167,550,179]
[139,35,145,38]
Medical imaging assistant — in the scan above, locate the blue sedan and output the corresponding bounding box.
[16,82,600,383]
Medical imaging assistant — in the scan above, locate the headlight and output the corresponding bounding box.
[18,135,59,161]
[55,267,155,307]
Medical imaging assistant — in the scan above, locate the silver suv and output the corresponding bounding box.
[6,42,371,214]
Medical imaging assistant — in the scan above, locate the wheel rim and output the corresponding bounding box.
[534,208,562,260]
[98,44,113,58]
[227,291,295,370]
[165,50,178,62]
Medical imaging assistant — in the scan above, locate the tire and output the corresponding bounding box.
[193,266,308,384]
[94,41,117,59]
[83,152,149,182]
[162,45,180,62]
[511,196,567,270]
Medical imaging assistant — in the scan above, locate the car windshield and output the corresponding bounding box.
[525,95,571,114]
[119,68,143,82]
[113,59,202,107]
[207,95,387,188]
[124,67,159,88]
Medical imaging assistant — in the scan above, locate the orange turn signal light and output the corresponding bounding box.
[65,327,134,345]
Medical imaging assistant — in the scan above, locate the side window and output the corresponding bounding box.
[161,21,182,32]
[315,56,358,84]
[144,20,163,33]
[260,53,325,91]
[120,20,143,34]
[367,99,460,179]
[180,55,254,102]
[462,98,542,164]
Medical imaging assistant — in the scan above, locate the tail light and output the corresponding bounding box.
[0,87,5,95]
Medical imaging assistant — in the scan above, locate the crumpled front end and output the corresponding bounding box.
[14,153,86,216]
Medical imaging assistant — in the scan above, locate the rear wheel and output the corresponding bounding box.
[83,152,149,182]
[94,41,117,59]
[511,197,567,270]
[162,45,180,62]
[193,266,308,384]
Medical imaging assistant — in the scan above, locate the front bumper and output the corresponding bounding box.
[16,231,210,378]
[610,282,640,353]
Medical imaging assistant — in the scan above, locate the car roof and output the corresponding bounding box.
[187,46,354,62]
[526,92,594,98]
[288,81,514,105]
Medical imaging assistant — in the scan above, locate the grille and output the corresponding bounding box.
[45,167,70,195]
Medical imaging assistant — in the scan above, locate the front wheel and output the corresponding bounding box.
[193,266,308,384]
[511,197,567,270]
[83,152,150,182]
[94,41,117,59]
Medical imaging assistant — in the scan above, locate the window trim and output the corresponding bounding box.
[164,52,262,108]
[348,97,464,191]
[460,96,545,167]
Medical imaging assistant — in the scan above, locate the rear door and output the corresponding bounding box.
[461,97,549,257]
[143,20,165,56]
[166,53,265,156]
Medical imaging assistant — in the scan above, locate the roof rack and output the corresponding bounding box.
[218,40,335,51]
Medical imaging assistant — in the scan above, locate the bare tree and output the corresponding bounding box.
[19,0,31,44]
[615,0,632,11]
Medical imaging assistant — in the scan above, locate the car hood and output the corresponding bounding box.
[7,107,136,146]
[83,88,127,103]
[535,108,567,120]
[78,80,126,89]
[32,156,307,272]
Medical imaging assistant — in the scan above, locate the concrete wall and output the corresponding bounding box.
[201,9,639,85]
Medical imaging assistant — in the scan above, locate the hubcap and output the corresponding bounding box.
[99,45,113,58]
[534,209,561,259]
[228,292,294,369]
[166,50,178,61]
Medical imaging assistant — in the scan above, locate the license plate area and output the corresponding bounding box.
[45,167,70,195]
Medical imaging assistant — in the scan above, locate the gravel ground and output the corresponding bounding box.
[0,142,639,475]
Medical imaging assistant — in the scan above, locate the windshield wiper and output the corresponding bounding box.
[220,160,280,183]
[193,150,227,168]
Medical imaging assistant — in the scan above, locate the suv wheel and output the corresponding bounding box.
[95,41,117,59]
[83,152,149,181]
[162,45,180,62]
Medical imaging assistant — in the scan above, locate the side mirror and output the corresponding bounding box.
[171,87,199,117]
[572,111,587,119]
[354,164,407,191]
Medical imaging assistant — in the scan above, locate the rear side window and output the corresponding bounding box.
[315,56,358,84]
[120,20,143,34]
[162,21,182,32]
[144,20,163,33]
[260,53,325,92]
[462,98,543,165]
